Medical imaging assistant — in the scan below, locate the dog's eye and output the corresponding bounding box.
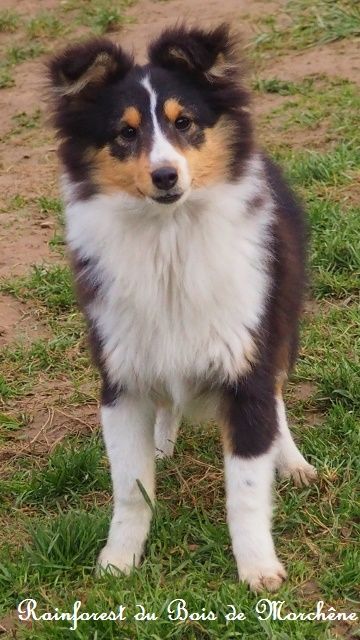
[174,116,191,131]
[119,125,137,140]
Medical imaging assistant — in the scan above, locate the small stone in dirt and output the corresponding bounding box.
[306,412,324,428]
[293,382,317,401]
[299,580,322,597]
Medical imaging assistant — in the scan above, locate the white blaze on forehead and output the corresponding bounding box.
[141,76,190,184]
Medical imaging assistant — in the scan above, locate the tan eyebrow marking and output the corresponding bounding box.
[164,98,183,122]
[122,106,141,128]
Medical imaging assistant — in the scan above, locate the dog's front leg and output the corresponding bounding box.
[97,393,155,575]
[222,378,287,592]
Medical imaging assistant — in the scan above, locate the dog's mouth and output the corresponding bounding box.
[151,193,182,205]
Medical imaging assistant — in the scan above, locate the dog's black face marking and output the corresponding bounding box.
[48,25,253,202]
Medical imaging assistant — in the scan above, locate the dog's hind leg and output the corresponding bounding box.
[275,393,317,487]
[155,405,180,459]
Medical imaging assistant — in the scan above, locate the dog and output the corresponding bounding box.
[48,24,317,592]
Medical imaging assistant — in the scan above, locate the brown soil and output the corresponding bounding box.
[292,381,318,402]
[19,401,98,449]
[0,221,57,278]
[263,38,360,85]
[120,0,284,59]
[0,398,98,467]
[0,295,50,346]
[0,610,20,636]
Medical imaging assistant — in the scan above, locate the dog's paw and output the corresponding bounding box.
[278,459,318,487]
[238,559,287,592]
[96,545,137,576]
[155,443,175,459]
[155,437,176,459]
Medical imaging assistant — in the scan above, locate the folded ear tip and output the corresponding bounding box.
[148,22,243,77]
[213,22,231,37]
[48,38,133,92]
[211,23,242,51]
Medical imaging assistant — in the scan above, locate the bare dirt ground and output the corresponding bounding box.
[0,0,359,447]
[270,38,360,84]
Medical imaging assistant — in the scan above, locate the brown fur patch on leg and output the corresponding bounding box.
[275,369,288,397]
[220,415,234,456]
[274,336,291,390]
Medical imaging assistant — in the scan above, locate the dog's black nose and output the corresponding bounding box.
[151,166,178,191]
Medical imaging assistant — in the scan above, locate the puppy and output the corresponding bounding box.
[48,24,317,591]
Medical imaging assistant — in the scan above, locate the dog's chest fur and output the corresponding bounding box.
[65,164,274,402]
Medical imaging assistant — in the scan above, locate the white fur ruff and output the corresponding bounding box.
[64,154,274,409]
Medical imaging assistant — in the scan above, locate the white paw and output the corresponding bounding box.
[97,544,138,576]
[238,558,287,592]
[278,459,317,487]
[155,440,175,459]
[96,511,150,576]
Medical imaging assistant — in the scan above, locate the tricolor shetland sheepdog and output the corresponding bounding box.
[48,24,317,591]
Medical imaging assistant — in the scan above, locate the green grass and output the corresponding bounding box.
[260,76,360,142]
[0,0,134,96]
[6,43,45,65]
[0,46,44,93]
[0,3,359,638]
[9,195,29,209]
[62,0,133,34]
[0,266,89,401]
[1,265,75,316]
[0,44,44,92]
[12,109,42,131]
[297,304,360,408]
[0,413,29,445]
[0,419,358,637]
[37,197,63,216]
[0,334,82,401]
[252,77,310,96]
[26,12,65,39]
[37,196,65,227]
[308,200,360,299]
[0,9,20,33]
[253,0,360,54]
[254,76,360,302]
[19,437,109,506]
[285,143,360,187]
[0,66,14,89]
[84,5,126,33]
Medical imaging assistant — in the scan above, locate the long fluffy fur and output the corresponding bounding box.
[48,24,317,591]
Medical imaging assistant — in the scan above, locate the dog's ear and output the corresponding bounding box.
[48,38,133,98]
[148,24,242,83]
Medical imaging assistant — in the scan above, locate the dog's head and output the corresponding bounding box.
[49,24,253,206]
